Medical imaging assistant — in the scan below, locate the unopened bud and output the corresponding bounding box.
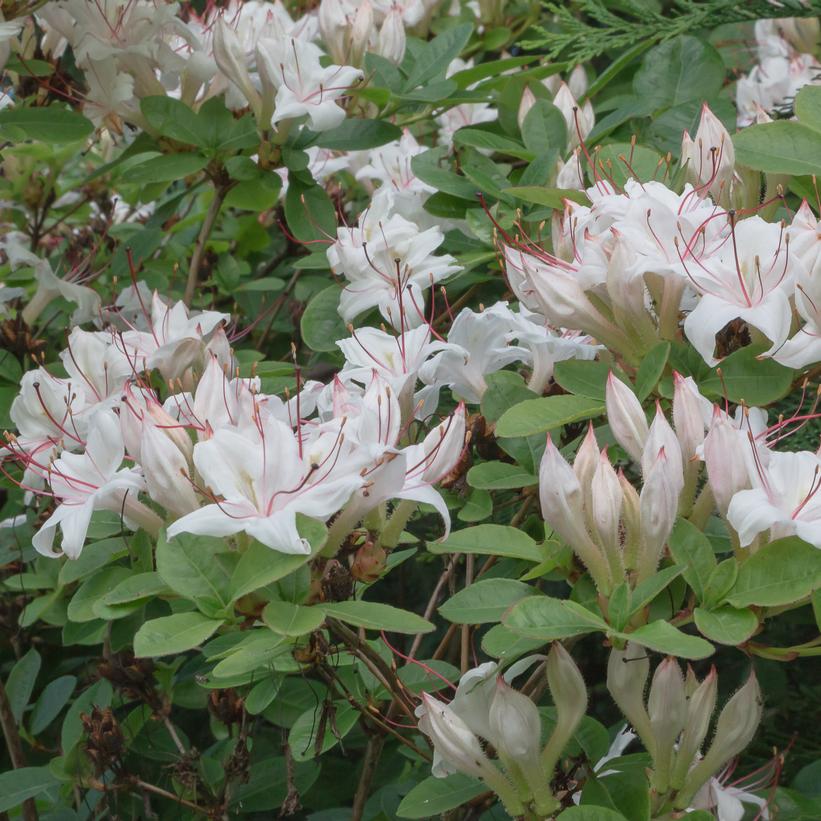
[377,9,405,64]
[647,657,687,792]
[607,643,654,755]
[606,373,648,463]
[672,372,708,461]
[671,666,718,789]
[702,411,752,515]
[676,673,763,810]
[517,86,537,130]
[542,643,587,781]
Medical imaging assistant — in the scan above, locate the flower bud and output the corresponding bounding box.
[568,64,588,99]
[377,9,406,64]
[540,436,611,591]
[556,148,584,191]
[702,411,751,515]
[349,0,374,66]
[517,86,537,130]
[606,373,648,463]
[319,0,348,65]
[545,642,587,739]
[672,372,708,461]
[677,673,763,810]
[642,403,684,495]
[416,693,493,780]
[681,104,735,205]
[140,421,198,517]
[638,447,679,580]
[618,469,642,572]
[553,82,594,150]
[647,657,687,792]
[541,643,587,796]
[672,666,718,789]
[591,448,623,568]
[213,19,261,119]
[607,643,654,755]
[573,422,598,512]
[489,678,542,762]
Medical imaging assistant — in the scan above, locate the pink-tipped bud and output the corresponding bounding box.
[672,372,708,461]
[681,103,735,203]
[642,402,684,493]
[638,447,679,579]
[702,411,752,515]
[606,373,648,464]
[377,8,405,64]
[591,448,623,557]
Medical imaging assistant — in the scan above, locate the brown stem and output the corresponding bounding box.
[407,555,460,660]
[351,735,386,821]
[461,555,474,674]
[184,186,227,307]
[0,679,37,821]
[132,780,210,816]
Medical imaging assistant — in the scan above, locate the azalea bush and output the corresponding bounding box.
[1,0,821,819]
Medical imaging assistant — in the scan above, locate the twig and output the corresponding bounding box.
[132,780,210,816]
[0,679,38,821]
[352,735,386,821]
[407,555,461,659]
[461,555,474,674]
[184,186,227,306]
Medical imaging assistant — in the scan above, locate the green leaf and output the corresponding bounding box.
[29,675,76,735]
[262,601,325,636]
[694,605,758,645]
[553,360,612,400]
[635,342,670,400]
[224,174,282,211]
[245,676,283,716]
[607,584,632,632]
[558,807,629,821]
[231,537,318,601]
[196,97,259,152]
[5,648,41,723]
[404,24,473,90]
[593,143,664,188]
[61,679,113,752]
[134,612,224,658]
[102,571,170,605]
[58,537,127,585]
[503,186,589,209]
[629,564,685,617]
[454,128,532,158]
[121,152,208,183]
[67,566,132,622]
[466,460,537,489]
[212,631,287,677]
[482,624,545,660]
[733,121,821,176]
[397,773,485,818]
[321,601,434,634]
[310,119,402,150]
[667,519,717,603]
[140,96,205,146]
[795,84,821,134]
[702,558,738,609]
[289,701,358,762]
[156,530,231,610]
[0,107,94,143]
[633,36,724,109]
[727,537,821,608]
[433,524,543,562]
[496,395,604,437]
[439,579,536,624]
[300,284,346,352]
[504,596,608,639]
[521,99,566,158]
[285,174,337,241]
[627,620,714,659]
[701,345,793,405]
[412,147,478,200]
[0,767,60,812]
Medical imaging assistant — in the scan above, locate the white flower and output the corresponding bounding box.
[167,414,364,554]
[683,216,799,366]
[32,410,152,558]
[727,450,821,548]
[120,292,228,381]
[418,303,526,405]
[256,36,363,131]
[328,202,460,329]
